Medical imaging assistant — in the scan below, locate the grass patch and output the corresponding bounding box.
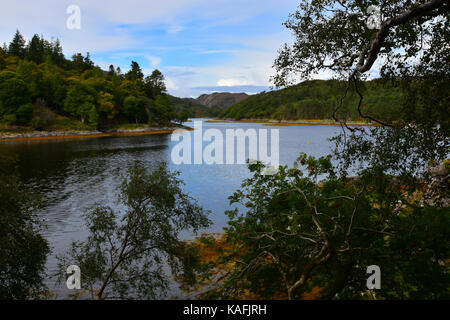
[0,123,33,134]
[112,123,148,130]
[47,117,93,131]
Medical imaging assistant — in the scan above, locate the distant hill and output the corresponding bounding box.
[196,92,249,109]
[169,96,216,118]
[220,80,403,122]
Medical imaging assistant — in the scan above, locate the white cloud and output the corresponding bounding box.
[161,32,290,97]
[167,24,185,34]
[165,77,179,91]
[217,78,250,86]
[198,49,236,54]
[146,55,162,67]
[0,0,301,97]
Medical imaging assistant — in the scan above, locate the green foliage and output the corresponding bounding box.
[125,61,144,81]
[8,30,26,59]
[0,71,16,84]
[176,111,190,124]
[144,69,166,98]
[0,56,5,71]
[0,30,197,129]
[0,156,50,299]
[16,60,41,99]
[151,94,174,124]
[123,95,146,124]
[208,155,449,300]
[221,79,403,122]
[170,96,214,119]
[57,162,211,299]
[15,104,33,124]
[64,82,97,124]
[270,0,449,178]
[2,114,17,125]
[87,104,99,128]
[0,77,31,116]
[98,92,116,120]
[70,52,94,73]
[47,117,91,131]
[210,1,450,300]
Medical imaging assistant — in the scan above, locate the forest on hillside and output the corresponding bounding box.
[0,30,211,132]
[0,30,408,131]
[221,79,404,123]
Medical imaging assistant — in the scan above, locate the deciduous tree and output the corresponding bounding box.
[57,162,210,299]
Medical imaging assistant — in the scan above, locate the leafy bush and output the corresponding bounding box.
[0,156,50,299]
[199,154,449,300]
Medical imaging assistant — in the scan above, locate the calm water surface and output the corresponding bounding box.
[0,120,343,298]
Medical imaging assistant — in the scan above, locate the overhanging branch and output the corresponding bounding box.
[352,0,450,77]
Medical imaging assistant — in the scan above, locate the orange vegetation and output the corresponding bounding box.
[204,119,378,126]
[0,128,192,142]
[182,234,324,300]
[264,122,377,127]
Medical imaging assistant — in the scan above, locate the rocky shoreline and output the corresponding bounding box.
[0,125,191,142]
[205,118,379,126]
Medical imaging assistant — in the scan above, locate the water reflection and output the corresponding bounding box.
[0,120,343,298]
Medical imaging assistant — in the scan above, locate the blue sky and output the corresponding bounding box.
[1,0,302,97]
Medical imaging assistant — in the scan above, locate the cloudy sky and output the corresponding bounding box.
[0,0,303,97]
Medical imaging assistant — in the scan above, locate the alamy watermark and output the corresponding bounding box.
[66,5,81,30]
[170,121,280,175]
[66,265,81,289]
[366,5,382,30]
[366,265,381,289]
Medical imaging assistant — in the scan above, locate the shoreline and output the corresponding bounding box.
[0,125,192,142]
[0,118,376,142]
[205,119,379,126]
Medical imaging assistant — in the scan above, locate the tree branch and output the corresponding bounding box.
[352,0,450,77]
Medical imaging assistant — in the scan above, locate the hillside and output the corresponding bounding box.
[169,96,216,118]
[196,92,248,109]
[220,80,404,122]
[0,30,210,133]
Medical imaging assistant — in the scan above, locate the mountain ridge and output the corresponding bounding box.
[195,92,249,109]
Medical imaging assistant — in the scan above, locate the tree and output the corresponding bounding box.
[123,95,145,124]
[0,156,50,299]
[64,82,97,123]
[0,71,17,86]
[16,59,41,100]
[196,0,450,300]
[71,52,94,73]
[152,94,174,124]
[273,0,449,190]
[0,30,175,128]
[8,30,26,59]
[108,64,115,76]
[57,162,210,299]
[125,61,144,81]
[0,77,31,117]
[273,1,449,85]
[199,156,449,300]
[15,104,34,125]
[176,111,189,124]
[0,51,5,70]
[144,69,167,98]
[26,34,45,64]
[87,104,99,127]
[98,92,117,120]
[49,39,65,67]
